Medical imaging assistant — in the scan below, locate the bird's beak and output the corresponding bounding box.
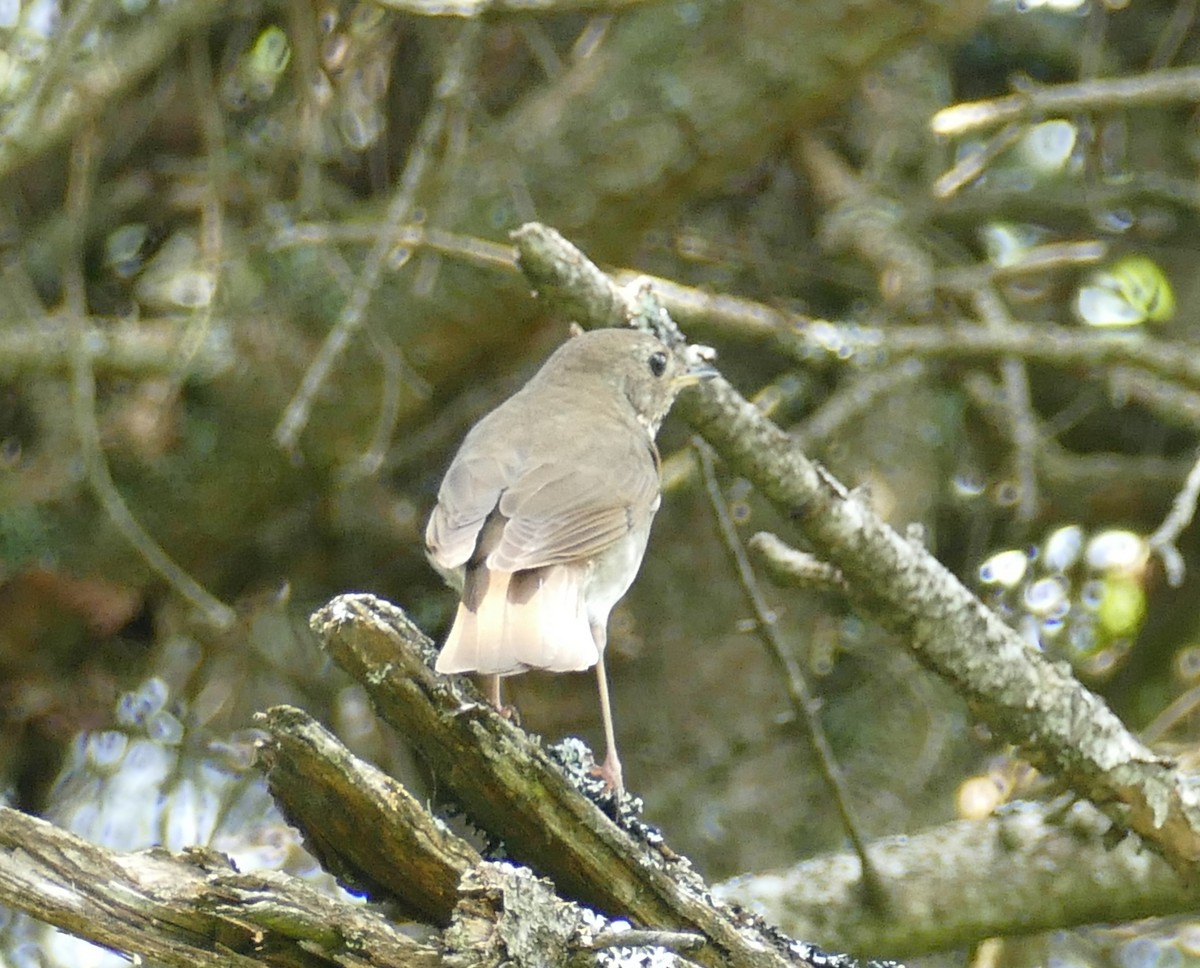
[672,343,719,389]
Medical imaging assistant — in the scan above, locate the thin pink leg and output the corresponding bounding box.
[594,652,624,797]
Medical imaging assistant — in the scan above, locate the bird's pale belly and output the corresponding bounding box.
[584,519,653,637]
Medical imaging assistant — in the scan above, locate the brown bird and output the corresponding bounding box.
[426,327,714,795]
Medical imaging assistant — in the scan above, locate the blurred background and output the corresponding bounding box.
[4,0,1200,963]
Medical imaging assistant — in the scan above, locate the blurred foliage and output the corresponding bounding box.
[5,0,1200,963]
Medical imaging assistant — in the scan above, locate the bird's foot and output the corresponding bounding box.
[494,703,521,725]
[592,750,624,800]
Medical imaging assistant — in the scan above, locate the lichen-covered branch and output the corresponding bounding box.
[511,221,1200,870]
[309,593,892,968]
[256,704,481,925]
[717,800,1200,957]
[0,805,438,967]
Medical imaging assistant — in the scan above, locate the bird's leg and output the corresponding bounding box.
[592,633,624,797]
[482,674,520,722]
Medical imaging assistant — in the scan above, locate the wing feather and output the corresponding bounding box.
[426,398,660,574]
[489,434,658,571]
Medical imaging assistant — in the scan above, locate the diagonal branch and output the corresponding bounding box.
[510,221,1200,870]
[309,593,896,968]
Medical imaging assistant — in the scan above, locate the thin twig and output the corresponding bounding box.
[276,231,429,481]
[1108,366,1200,433]
[932,120,1024,198]
[797,135,934,312]
[338,331,410,481]
[0,0,231,180]
[693,438,886,909]
[268,220,518,273]
[776,318,1200,391]
[19,0,108,135]
[1147,448,1200,587]
[273,22,481,453]
[371,0,663,14]
[969,285,1040,523]
[1148,0,1198,69]
[747,533,849,595]
[937,240,1108,289]
[0,318,233,379]
[1142,682,1200,745]
[791,361,926,453]
[158,34,229,412]
[931,66,1200,137]
[64,128,235,630]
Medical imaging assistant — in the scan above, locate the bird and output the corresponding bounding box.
[425,326,715,796]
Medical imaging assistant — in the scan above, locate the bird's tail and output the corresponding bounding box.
[435,563,599,675]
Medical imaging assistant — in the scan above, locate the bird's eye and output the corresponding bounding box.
[648,351,668,377]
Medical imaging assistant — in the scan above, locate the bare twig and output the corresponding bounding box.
[791,361,926,454]
[777,319,1200,390]
[64,129,235,630]
[279,233,427,482]
[0,318,233,379]
[171,34,228,396]
[371,0,665,13]
[1147,448,1200,587]
[694,439,885,906]
[937,240,1107,289]
[0,0,232,180]
[1107,366,1200,433]
[932,120,1023,198]
[931,66,1200,137]
[1148,0,1198,69]
[269,220,518,274]
[748,533,849,595]
[968,285,1040,522]
[19,0,108,134]
[796,136,935,312]
[273,23,481,453]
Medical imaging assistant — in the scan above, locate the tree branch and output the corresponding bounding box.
[716,800,1200,957]
[510,221,1200,871]
[0,805,438,967]
[256,704,481,926]
[308,593,894,968]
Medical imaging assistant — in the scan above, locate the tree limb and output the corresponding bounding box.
[716,800,1200,957]
[0,805,438,967]
[510,221,1200,872]
[308,594,893,968]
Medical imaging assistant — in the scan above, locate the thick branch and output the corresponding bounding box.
[717,801,1199,957]
[511,222,1200,870]
[256,704,481,925]
[309,594,892,968]
[0,805,437,967]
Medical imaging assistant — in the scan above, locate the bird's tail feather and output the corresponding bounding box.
[435,563,598,675]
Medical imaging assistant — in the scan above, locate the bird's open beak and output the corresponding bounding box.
[672,343,719,389]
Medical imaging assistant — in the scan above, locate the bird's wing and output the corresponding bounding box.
[487,430,660,571]
[425,442,517,571]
